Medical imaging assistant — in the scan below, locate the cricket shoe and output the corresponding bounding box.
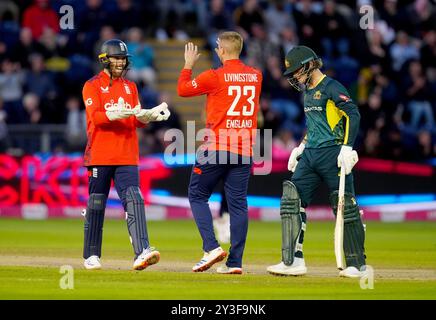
[213,213,230,244]
[339,266,367,278]
[216,265,243,275]
[84,255,102,270]
[267,258,307,276]
[192,247,227,272]
[133,247,160,271]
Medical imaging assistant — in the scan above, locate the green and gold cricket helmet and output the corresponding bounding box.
[283,46,319,76]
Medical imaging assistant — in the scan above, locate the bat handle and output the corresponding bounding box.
[338,165,346,197]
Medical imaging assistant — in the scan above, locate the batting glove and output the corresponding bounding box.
[105,97,135,121]
[135,102,171,124]
[288,142,305,172]
[337,145,359,175]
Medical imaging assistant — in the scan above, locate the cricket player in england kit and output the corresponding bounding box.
[178,32,262,274]
[82,39,170,270]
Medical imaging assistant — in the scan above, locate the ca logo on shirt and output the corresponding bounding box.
[313,90,321,100]
[100,86,109,93]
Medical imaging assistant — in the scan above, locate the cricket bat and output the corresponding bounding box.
[334,165,346,270]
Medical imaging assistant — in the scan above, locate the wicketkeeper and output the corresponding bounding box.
[81,39,170,270]
[267,46,367,278]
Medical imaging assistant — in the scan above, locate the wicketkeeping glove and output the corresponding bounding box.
[337,145,359,175]
[105,97,135,121]
[288,142,305,172]
[135,102,171,124]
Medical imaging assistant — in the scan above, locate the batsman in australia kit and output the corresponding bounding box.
[267,46,368,278]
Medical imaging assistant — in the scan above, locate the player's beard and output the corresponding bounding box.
[109,62,126,79]
[110,66,124,78]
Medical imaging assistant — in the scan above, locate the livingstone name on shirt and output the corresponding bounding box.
[224,73,259,82]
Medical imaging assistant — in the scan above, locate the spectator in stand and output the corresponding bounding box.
[389,30,420,72]
[24,53,57,101]
[378,0,407,32]
[278,26,298,63]
[258,97,282,137]
[373,72,399,126]
[22,0,59,41]
[154,1,189,41]
[0,59,25,123]
[207,0,233,34]
[111,0,143,34]
[77,0,110,57]
[406,0,436,35]
[416,130,434,159]
[319,0,350,59]
[359,91,386,134]
[64,96,86,152]
[233,0,265,37]
[264,0,296,45]
[9,27,48,68]
[356,64,382,106]
[0,1,19,23]
[292,0,322,53]
[401,60,434,133]
[125,27,156,88]
[22,92,42,124]
[0,41,6,64]
[246,23,279,71]
[362,128,382,158]
[206,0,234,67]
[420,30,436,78]
[420,30,436,113]
[0,4,20,50]
[363,28,391,71]
[38,27,68,60]
[263,55,302,135]
[0,97,9,152]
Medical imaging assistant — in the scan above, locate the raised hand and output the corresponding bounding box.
[184,42,201,69]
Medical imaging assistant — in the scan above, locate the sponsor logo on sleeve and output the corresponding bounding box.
[86,98,93,106]
[339,94,351,102]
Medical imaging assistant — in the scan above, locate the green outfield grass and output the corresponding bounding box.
[0,218,435,299]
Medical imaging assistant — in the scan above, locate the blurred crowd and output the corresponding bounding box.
[0,0,435,161]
